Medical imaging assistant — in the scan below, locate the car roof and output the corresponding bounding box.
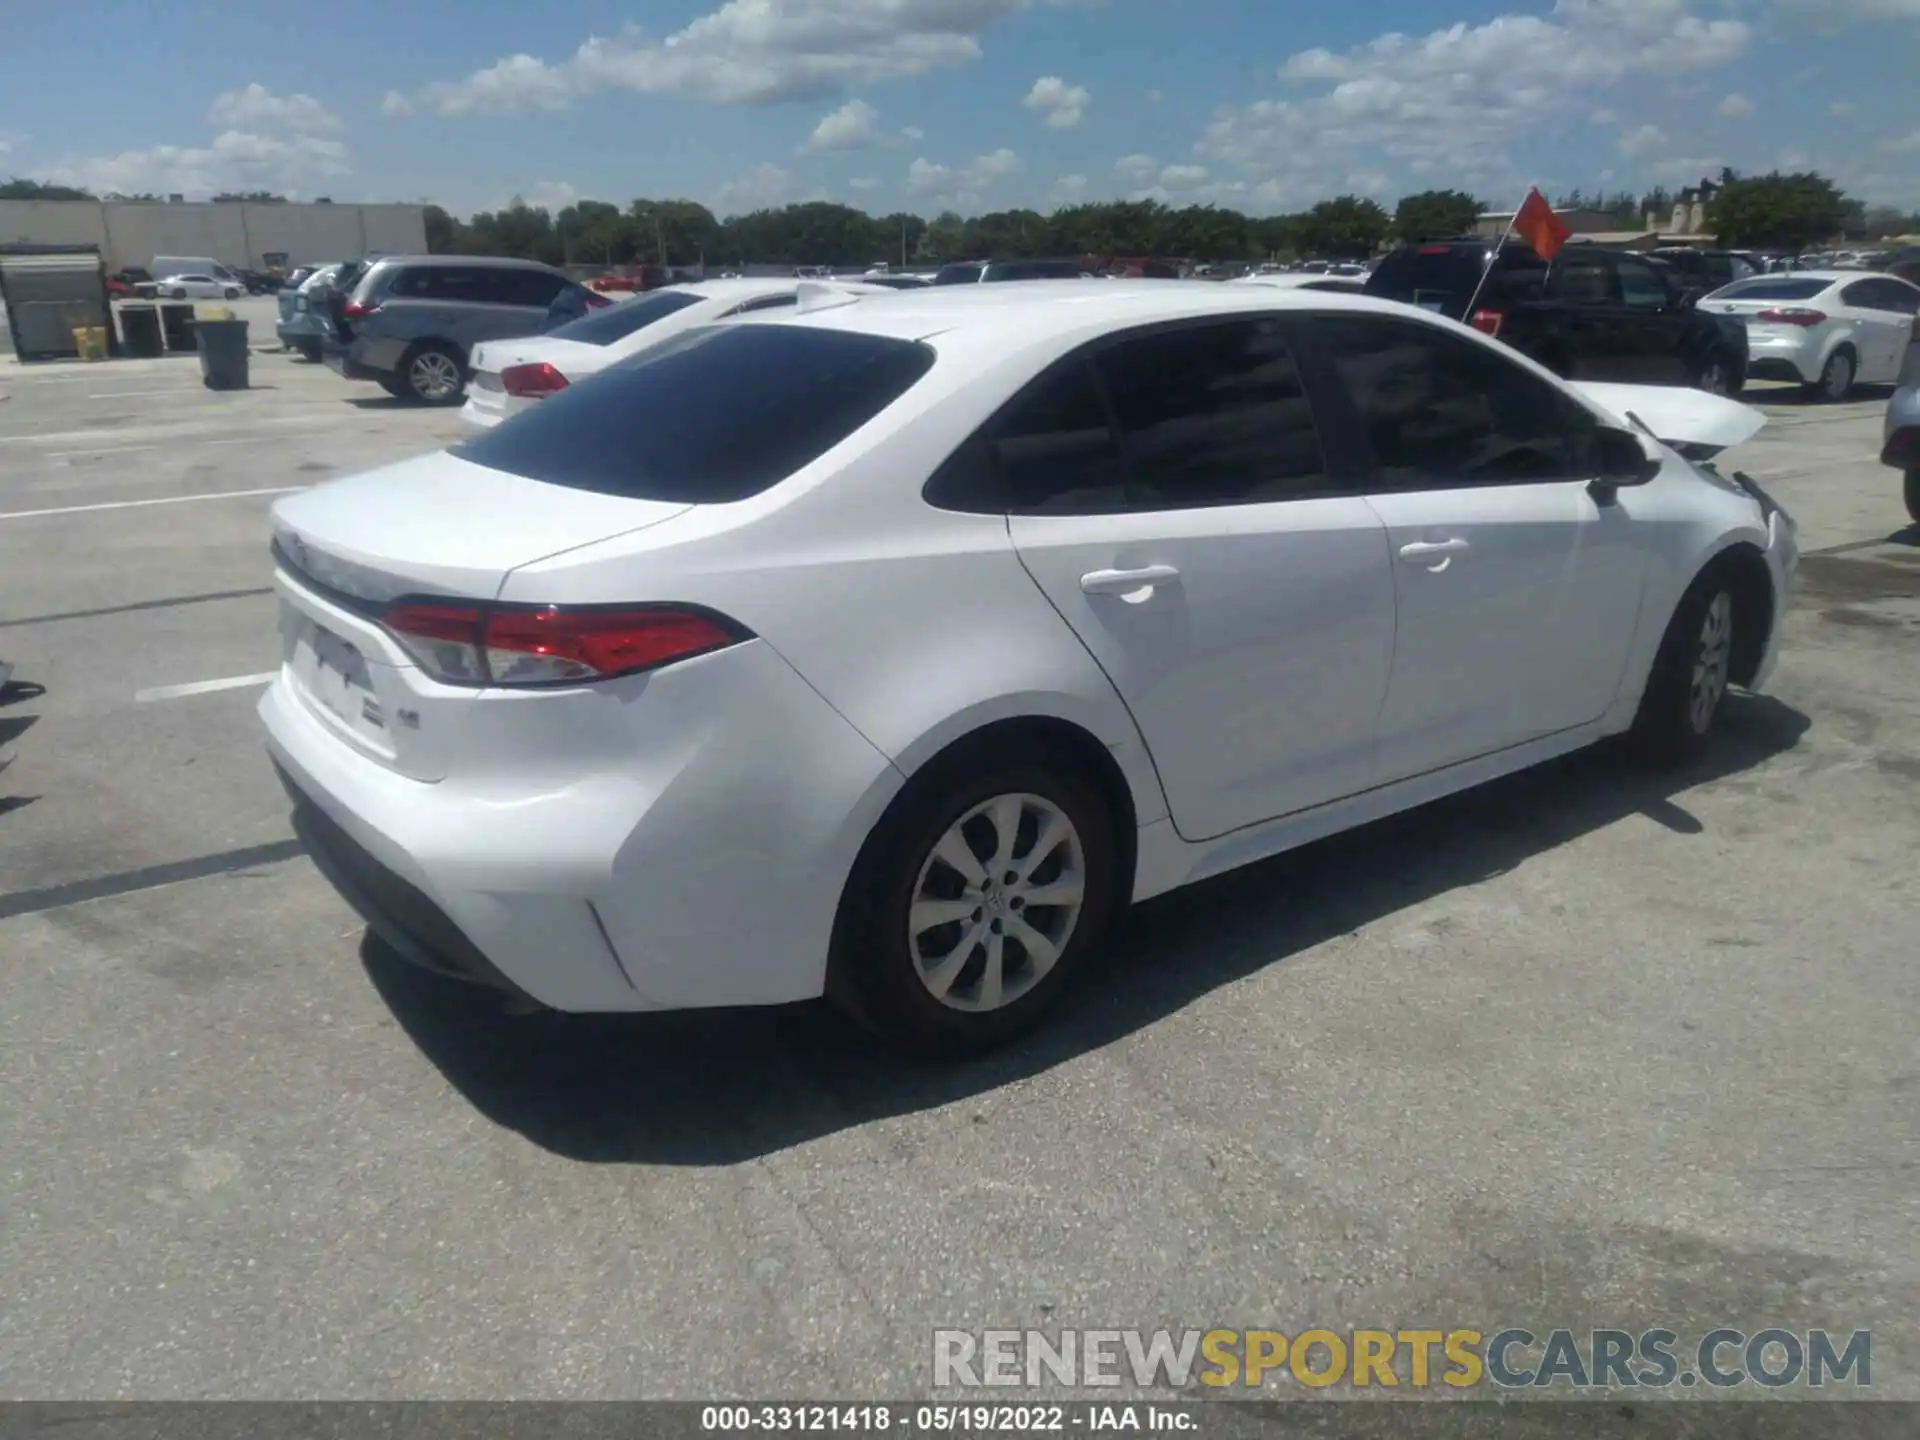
[372,254,560,272]
[654,277,820,300]
[743,278,1403,352]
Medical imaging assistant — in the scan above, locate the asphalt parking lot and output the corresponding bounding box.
[0,340,1916,1402]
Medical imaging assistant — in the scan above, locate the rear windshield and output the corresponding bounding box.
[1708,278,1830,301]
[452,325,937,503]
[545,289,703,346]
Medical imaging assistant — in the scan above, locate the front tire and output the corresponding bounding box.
[1807,348,1855,403]
[296,339,323,363]
[1629,569,1738,767]
[1905,469,1920,525]
[400,342,465,405]
[170,288,187,300]
[1692,354,1740,397]
[834,748,1119,1057]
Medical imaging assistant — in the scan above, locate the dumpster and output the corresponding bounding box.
[159,302,196,353]
[196,317,250,390]
[118,303,164,358]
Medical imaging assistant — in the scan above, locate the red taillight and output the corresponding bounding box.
[381,601,745,687]
[341,298,380,318]
[583,291,615,309]
[1756,307,1825,326]
[1471,308,1505,337]
[1418,244,1453,255]
[500,361,570,399]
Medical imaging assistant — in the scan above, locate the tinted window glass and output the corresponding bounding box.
[1548,252,1613,304]
[1309,316,1591,488]
[390,265,505,302]
[933,264,983,286]
[1843,279,1920,314]
[992,260,1082,281]
[453,326,935,503]
[546,289,702,346]
[1365,246,1545,314]
[992,360,1127,513]
[503,269,566,307]
[1711,277,1831,301]
[1616,257,1670,309]
[1094,320,1326,507]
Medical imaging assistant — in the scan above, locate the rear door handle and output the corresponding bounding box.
[1398,538,1469,571]
[1080,565,1180,595]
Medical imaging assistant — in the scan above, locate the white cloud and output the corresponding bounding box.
[1648,154,1724,182]
[1113,153,1158,187]
[45,86,351,199]
[1618,123,1667,156]
[713,162,798,214]
[797,97,919,153]
[208,83,343,135]
[1052,172,1089,201]
[0,131,22,157]
[1202,0,1751,202]
[849,174,882,190]
[1776,149,1811,168]
[380,90,414,117]
[1881,133,1920,154]
[1022,74,1090,129]
[397,0,1046,114]
[1716,91,1754,117]
[1145,88,1165,103]
[518,180,580,211]
[1830,101,1857,116]
[906,147,1022,207]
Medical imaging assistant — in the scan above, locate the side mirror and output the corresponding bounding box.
[1590,426,1660,499]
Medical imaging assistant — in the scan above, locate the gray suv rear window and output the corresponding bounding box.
[453,325,936,503]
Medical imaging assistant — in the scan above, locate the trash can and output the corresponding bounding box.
[70,325,109,361]
[196,317,250,391]
[118,303,164,358]
[159,303,196,353]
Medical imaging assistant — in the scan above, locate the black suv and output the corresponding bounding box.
[1365,240,1748,394]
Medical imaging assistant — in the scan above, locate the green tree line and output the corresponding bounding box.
[426,191,1493,268]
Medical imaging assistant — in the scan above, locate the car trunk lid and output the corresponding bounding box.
[269,452,692,781]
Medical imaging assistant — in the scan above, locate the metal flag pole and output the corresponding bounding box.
[1460,190,1526,320]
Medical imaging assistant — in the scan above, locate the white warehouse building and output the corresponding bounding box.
[0,199,429,273]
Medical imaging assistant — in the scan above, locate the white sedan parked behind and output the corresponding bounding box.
[460,278,890,432]
[262,283,1797,1055]
[160,273,245,300]
[1702,270,1920,401]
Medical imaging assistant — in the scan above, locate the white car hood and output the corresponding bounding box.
[1571,381,1766,455]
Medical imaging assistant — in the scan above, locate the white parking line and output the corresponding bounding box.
[87,388,200,400]
[0,486,304,520]
[135,672,279,703]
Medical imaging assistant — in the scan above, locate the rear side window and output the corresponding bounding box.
[1842,279,1920,314]
[1547,252,1613,304]
[389,266,502,302]
[1307,315,1591,488]
[992,360,1128,513]
[1093,319,1326,508]
[499,269,567,307]
[453,325,936,503]
[1367,247,1545,311]
[933,264,983,286]
[1616,256,1671,309]
[546,289,702,346]
[1711,277,1830,301]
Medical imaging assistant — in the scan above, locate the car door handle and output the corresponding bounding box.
[1398,539,1469,560]
[1080,565,1180,595]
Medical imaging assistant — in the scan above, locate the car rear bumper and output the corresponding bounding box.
[1745,334,1820,384]
[1883,385,1920,469]
[258,631,904,1014]
[1751,491,1799,694]
[321,338,383,381]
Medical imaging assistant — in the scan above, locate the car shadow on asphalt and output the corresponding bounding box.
[344,396,415,411]
[363,694,1811,1167]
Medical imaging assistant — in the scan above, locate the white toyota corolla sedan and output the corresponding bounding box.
[261,281,1798,1054]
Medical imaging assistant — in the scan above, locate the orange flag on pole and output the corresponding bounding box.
[1513,187,1572,260]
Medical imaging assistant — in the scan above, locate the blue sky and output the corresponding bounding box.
[4,0,1918,217]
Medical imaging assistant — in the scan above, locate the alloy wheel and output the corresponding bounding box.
[907,792,1087,1013]
[1689,590,1733,735]
[410,351,461,402]
[1821,351,1854,402]
[1696,360,1729,396]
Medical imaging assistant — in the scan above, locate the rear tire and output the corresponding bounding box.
[1806,347,1855,403]
[832,745,1119,1058]
[1691,354,1740,397]
[296,340,322,363]
[1905,469,1920,525]
[1629,566,1739,767]
[399,342,466,405]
